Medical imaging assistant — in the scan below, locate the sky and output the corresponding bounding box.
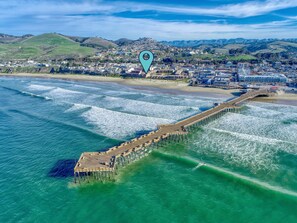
[0,0,297,40]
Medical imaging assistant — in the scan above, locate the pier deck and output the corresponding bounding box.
[74,89,271,179]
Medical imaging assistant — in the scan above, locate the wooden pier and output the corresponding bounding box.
[74,89,271,183]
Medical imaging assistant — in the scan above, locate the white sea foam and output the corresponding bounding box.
[207,112,296,145]
[38,84,200,120]
[73,84,138,98]
[245,103,297,122]
[275,124,297,146]
[36,85,212,134]
[43,87,86,101]
[94,89,213,109]
[192,127,278,172]
[71,82,223,105]
[245,104,284,119]
[73,83,222,107]
[209,128,282,145]
[27,84,56,91]
[250,101,297,114]
[65,103,90,113]
[140,94,221,107]
[81,106,174,139]
[206,113,276,139]
[33,82,219,121]
[190,106,297,172]
[83,94,200,120]
[243,104,297,144]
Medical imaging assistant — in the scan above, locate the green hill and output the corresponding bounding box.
[81,37,117,49]
[0,33,95,60]
[66,35,117,49]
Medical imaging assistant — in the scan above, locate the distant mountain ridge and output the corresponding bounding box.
[0,33,164,49]
[64,35,117,49]
[114,37,166,50]
[114,38,134,46]
[0,33,33,43]
[0,33,168,60]
[0,33,297,61]
[161,38,297,60]
[161,38,297,47]
[2,33,297,48]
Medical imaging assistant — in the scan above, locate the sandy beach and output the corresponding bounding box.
[1,73,296,102]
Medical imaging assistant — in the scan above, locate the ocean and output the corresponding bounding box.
[0,77,297,223]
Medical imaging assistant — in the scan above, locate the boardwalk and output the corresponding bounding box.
[74,89,271,182]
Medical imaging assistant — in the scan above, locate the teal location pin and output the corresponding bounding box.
[139,50,154,73]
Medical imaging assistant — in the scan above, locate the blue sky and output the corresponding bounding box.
[1,0,297,40]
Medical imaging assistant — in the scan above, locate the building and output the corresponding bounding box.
[121,68,145,78]
[237,62,251,76]
[239,73,288,84]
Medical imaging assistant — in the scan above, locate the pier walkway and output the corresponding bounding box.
[74,89,271,182]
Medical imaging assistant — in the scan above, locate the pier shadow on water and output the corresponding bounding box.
[134,130,152,138]
[199,106,212,112]
[231,91,242,97]
[48,159,77,178]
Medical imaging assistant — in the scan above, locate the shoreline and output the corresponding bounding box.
[0,73,296,103]
[0,73,239,95]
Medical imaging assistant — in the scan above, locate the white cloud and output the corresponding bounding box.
[0,1,296,39]
[144,0,297,18]
[1,0,297,18]
[2,15,297,40]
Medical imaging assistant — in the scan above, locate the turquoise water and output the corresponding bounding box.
[0,77,297,223]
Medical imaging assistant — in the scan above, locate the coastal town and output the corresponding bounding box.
[0,35,297,92]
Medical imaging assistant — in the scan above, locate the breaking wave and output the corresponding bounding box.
[27,84,56,91]
[43,87,86,99]
[209,128,297,146]
[82,94,200,120]
[8,109,119,142]
[207,112,297,144]
[80,105,174,139]
[0,86,51,100]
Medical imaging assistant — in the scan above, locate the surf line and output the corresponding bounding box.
[157,151,297,199]
[0,85,52,101]
[9,109,121,143]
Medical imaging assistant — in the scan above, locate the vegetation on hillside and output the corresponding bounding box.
[0,33,95,60]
